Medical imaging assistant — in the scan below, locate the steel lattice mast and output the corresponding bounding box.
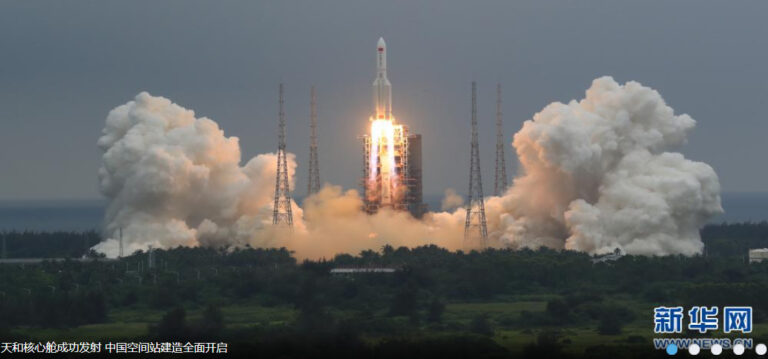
[118,227,124,258]
[494,83,508,196]
[307,86,320,196]
[464,81,488,248]
[273,83,294,226]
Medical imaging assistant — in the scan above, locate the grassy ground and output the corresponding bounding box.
[10,298,764,355]
[11,303,297,341]
[444,300,651,354]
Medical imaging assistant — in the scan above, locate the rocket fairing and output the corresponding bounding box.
[373,37,392,121]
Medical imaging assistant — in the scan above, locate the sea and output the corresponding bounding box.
[0,193,766,232]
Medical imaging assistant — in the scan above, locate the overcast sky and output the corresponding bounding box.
[0,0,766,200]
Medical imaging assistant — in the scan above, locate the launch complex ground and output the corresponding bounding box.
[272,38,496,247]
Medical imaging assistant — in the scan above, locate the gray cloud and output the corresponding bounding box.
[0,0,766,200]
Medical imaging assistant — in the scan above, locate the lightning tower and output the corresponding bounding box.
[273,83,294,227]
[494,83,508,196]
[118,227,124,258]
[307,86,320,196]
[464,81,488,248]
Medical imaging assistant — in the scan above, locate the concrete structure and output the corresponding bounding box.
[749,248,768,263]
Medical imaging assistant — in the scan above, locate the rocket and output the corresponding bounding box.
[373,37,392,120]
[363,37,423,216]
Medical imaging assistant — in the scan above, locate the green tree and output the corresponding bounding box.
[426,298,445,323]
[469,314,494,336]
[523,330,563,358]
[199,304,224,338]
[597,305,634,335]
[156,307,187,339]
[546,298,571,323]
[388,286,417,317]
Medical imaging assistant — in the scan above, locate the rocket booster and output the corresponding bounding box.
[373,37,392,120]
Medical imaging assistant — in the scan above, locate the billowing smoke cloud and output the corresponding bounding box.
[441,188,464,211]
[284,185,465,259]
[95,77,721,258]
[94,92,463,259]
[94,92,301,256]
[496,77,722,255]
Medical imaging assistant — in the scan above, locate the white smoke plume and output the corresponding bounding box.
[441,188,464,211]
[496,76,722,255]
[94,92,463,259]
[94,77,721,258]
[94,92,301,256]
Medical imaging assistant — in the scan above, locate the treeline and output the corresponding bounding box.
[2,222,767,259]
[0,290,106,328]
[1,245,767,326]
[701,221,768,256]
[0,223,767,358]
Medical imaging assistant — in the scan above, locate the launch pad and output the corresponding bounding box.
[361,38,426,218]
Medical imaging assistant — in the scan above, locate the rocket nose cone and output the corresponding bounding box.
[378,37,386,48]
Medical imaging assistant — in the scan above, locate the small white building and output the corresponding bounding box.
[591,248,624,264]
[749,248,768,263]
[330,267,397,274]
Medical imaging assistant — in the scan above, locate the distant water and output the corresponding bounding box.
[0,200,105,232]
[0,193,766,232]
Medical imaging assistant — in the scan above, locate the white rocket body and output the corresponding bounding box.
[373,37,392,120]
